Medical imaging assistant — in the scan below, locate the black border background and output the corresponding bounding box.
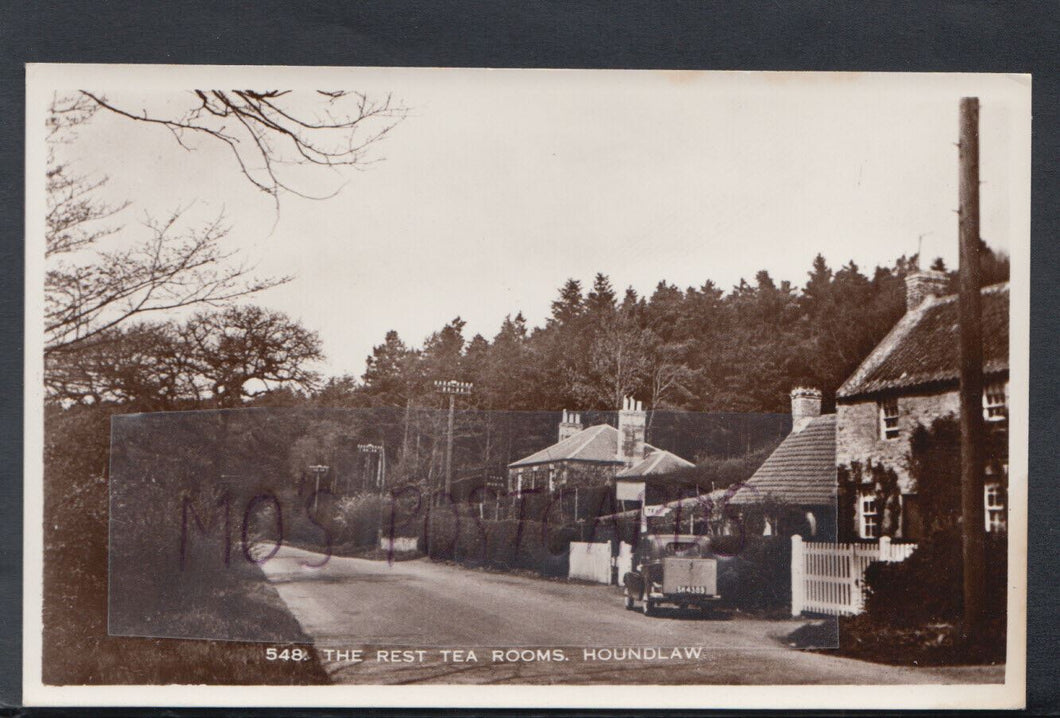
[0,1,1056,714]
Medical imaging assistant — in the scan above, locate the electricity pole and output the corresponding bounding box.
[435,380,473,499]
[308,464,329,513]
[958,96,986,637]
[358,444,385,492]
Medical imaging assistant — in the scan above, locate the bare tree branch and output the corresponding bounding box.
[45,207,290,354]
[79,89,408,203]
[43,88,403,396]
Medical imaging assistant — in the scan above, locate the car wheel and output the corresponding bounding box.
[624,587,635,610]
[642,592,655,617]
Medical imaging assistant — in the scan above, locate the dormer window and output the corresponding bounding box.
[879,398,899,440]
[984,381,1007,422]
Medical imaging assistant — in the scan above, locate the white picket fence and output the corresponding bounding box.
[790,535,917,616]
[568,541,613,583]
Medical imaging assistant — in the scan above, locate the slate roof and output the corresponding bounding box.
[728,414,837,506]
[616,449,694,479]
[508,424,626,468]
[837,283,1009,401]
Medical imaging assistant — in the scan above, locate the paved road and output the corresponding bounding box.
[259,545,1004,685]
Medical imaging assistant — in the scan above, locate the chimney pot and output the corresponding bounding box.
[558,409,583,443]
[905,269,949,311]
[790,387,823,433]
[617,396,647,466]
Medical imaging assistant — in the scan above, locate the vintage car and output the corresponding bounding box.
[622,533,721,616]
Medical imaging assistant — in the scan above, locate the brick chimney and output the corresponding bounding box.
[617,396,647,466]
[790,387,822,434]
[905,269,949,311]
[558,409,583,442]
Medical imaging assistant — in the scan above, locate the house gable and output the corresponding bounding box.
[729,414,837,507]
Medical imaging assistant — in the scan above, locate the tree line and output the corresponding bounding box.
[47,246,1010,423]
[325,248,1008,419]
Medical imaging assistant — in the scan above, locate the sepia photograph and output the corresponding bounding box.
[22,65,1029,709]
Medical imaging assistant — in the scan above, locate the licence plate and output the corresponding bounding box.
[676,585,707,594]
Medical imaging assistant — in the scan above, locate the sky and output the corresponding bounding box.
[36,68,1031,380]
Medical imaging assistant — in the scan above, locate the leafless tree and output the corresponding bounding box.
[78,89,408,202]
[45,207,287,354]
[44,88,406,357]
[44,94,291,355]
[44,322,196,407]
[183,305,324,406]
[47,305,324,408]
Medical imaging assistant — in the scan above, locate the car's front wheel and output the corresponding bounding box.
[624,587,635,610]
[642,590,655,617]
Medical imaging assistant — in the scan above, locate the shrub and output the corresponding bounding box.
[716,535,791,611]
[847,413,1009,665]
[333,493,388,548]
[422,514,574,576]
[863,527,1008,630]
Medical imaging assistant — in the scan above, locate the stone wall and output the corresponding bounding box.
[836,389,960,493]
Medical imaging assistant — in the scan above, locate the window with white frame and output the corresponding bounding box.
[859,491,880,539]
[879,398,899,440]
[983,381,1008,422]
[984,482,1006,533]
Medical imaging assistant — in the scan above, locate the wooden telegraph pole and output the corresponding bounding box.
[957,97,986,636]
[435,380,473,500]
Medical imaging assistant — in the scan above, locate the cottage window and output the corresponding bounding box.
[859,492,880,539]
[984,482,1006,533]
[983,382,1008,422]
[879,398,899,440]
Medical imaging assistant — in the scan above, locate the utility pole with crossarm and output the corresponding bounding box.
[357,443,385,492]
[434,380,473,499]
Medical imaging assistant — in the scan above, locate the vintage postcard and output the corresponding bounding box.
[22,65,1029,709]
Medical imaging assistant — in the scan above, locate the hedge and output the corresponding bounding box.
[422,512,574,576]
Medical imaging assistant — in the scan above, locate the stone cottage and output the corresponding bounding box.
[835,270,1009,540]
[507,398,666,496]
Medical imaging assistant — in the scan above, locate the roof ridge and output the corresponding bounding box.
[837,302,927,398]
[838,282,1008,400]
[567,423,613,460]
[919,281,1010,307]
[616,447,695,478]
